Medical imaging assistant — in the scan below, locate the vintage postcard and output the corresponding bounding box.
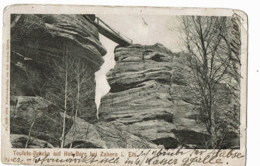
[1,5,247,166]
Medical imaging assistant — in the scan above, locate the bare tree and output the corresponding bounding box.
[44,46,76,148]
[73,58,94,119]
[66,57,95,148]
[44,47,96,148]
[11,14,97,148]
[178,16,241,148]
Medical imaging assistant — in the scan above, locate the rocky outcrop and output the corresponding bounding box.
[10,14,159,149]
[11,134,54,148]
[10,14,107,148]
[99,43,208,148]
[95,122,158,148]
[63,114,158,148]
[10,96,158,149]
[10,14,238,149]
[63,115,106,148]
[11,14,106,121]
[99,43,241,149]
[10,96,67,147]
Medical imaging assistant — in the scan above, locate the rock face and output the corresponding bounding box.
[99,44,208,148]
[11,134,54,148]
[10,14,106,148]
[10,96,158,148]
[95,122,158,148]
[10,96,67,147]
[10,15,161,148]
[11,14,106,121]
[10,15,239,149]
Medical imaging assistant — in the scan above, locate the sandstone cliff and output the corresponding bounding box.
[10,15,159,148]
[10,15,239,149]
[98,44,211,148]
[11,14,106,121]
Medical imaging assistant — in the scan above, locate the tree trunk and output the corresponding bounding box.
[60,54,68,148]
[209,104,217,148]
[75,73,80,118]
[25,121,35,148]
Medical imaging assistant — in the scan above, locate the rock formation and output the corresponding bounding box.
[10,15,158,149]
[99,44,210,148]
[10,96,65,147]
[10,14,105,147]
[11,14,106,121]
[10,14,239,149]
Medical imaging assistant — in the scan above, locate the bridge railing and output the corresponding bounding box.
[95,17,133,45]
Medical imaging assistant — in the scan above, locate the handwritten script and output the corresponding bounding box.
[3,148,244,166]
[230,13,242,64]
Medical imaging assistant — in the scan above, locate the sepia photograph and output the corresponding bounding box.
[9,13,241,149]
[1,5,247,166]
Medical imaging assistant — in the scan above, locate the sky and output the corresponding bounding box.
[95,15,183,110]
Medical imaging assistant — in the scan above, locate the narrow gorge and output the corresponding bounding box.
[10,14,239,149]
